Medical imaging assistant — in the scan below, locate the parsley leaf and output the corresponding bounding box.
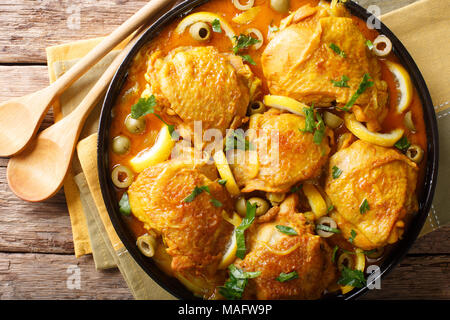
[360,199,370,214]
[332,166,343,179]
[316,224,341,234]
[212,19,222,33]
[290,183,303,193]
[218,179,227,186]
[337,266,366,288]
[218,265,261,300]
[210,198,223,208]
[225,130,253,152]
[275,225,298,236]
[331,75,350,88]
[395,136,411,152]
[331,246,339,263]
[240,54,256,65]
[233,34,261,54]
[313,112,326,145]
[119,192,131,216]
[131,95,156,119]
[327,205,335,213]
[235,201,256,259]
[329,43,346,57]
[301,106,316,133]
[340,73,374,111]
[349,229,357,244]
[183,185,210,203]
[276,271,298,282]
[366,39,374,50]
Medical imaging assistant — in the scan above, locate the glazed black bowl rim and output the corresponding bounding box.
[98,0,439,300]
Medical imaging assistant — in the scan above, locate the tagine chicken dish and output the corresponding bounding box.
[108,0,427,299]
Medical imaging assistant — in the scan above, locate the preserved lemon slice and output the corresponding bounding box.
[175,12,237,45]
[129,126,175,173]
[232,6,261,24]
[263,95,307,116]
[213,150,241,196]
[341,249,366,294]
[303,183,327,219]
[385,60,413,113]
[344,113,404,147]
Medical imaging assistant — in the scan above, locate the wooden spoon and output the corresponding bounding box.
[0,0,174,158]
[6,24,147,202]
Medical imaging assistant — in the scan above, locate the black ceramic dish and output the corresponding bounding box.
[98,0,439,300]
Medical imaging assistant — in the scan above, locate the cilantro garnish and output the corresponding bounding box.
[183,185,210,203]
[131,96,156,119]
[290,183,303,193]
[232,34,260,65]
[316,224,341,234]
[327,205,335,213]
[331,75,350,88]
[119,192,131,216]
[366,39,374,50]
[212,19,222,33]
[349,229,357,244]
[225,130,253,152]
[332,166,342,179]
[240,54,256,65]
[235,201,256,259]
[331,246,339,263]
[218,264,261,300]
[210,198,223,208]
[299,105,326,145]
[337,266,366,288]
[276,271,298,282]
[339,73,374,111]
[329,43,346,58]
[313,112,326,145]
[218,179,227,186]
[359,199,370,214]
[275,225,298,236]
[395,136,411,152]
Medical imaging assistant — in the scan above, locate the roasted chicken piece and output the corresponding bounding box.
[128,159,234,297]
[235,194,337,300]
[231,109,330,193]
[262,4,388,131]
[325,140,419,250]
[146,46,261,139]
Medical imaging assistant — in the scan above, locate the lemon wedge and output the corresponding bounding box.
[340,249,366,294]
[303,183,327,219]
[263,95,307,116]
[175,12,237,45]
[232,6,261,24]
[385,60,413,113]
[129,126,175,173]
[344,113,404,147]
[213,150,241,196]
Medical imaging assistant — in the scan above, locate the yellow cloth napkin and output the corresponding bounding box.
[46,0,449,299]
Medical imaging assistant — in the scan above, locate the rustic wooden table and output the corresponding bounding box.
[0,0,448,300]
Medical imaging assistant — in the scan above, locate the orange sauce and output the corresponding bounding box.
[109,0,428,242]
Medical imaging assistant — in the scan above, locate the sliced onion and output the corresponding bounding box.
[404,111,416,132]
[246,28,263,50]
[111,165,134,189]
[324,111,343,129]
[372,35,392,57]
[316,216,338,238]
[233,0,254,11]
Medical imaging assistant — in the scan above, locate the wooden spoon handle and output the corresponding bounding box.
[50,0,173,96]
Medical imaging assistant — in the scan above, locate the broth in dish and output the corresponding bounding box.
[108,0,427,299]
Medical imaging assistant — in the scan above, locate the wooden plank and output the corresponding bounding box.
[0,252,447,300]
[0,253,132,299]
[410,226,450,255]
[363,255,450,300]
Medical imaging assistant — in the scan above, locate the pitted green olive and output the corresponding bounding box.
[125,114,146,134]
[112,135,130,155]
[248,197,270,216]
[406,144,424,163]
[270,0,290,13]
[249,101,266,115]
[235,197,247,217]
[189,22,211,41]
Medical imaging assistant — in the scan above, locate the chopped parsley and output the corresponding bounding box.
[316,224,341,234]
[131,95,156,119]
[332,166,343,179]
[313,112,326,145]
[366,39,374,50]
[349,229,357,244]
[225,130,253,152]
[240,54,256,65]
[290,183,303,193]
[218,264,261,300]
[119,192,131,216]
[232,34,260,65]
[235,201,257,259]
[331,246,339,263]
[359,199,370,214]
[340,73,374,111]
[210,198,223,207]
[276,271,298,282]
[218,179,227,186]
[395,136,411,152]
[327,205,335,213]
[337,266,366,288]
[212,19,222,33]
[329,43,346,57]
[275,225,298,236]
[301,105,316,133]
[183,185,210,203]
[299,105,326,145]
[331,75,350,88]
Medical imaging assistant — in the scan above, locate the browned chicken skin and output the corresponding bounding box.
[231,109,331,193]
[236,194,337,300]
[262,5,388,131]
[325,140,419,250]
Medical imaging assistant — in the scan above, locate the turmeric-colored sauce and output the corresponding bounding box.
[108,0,428,297]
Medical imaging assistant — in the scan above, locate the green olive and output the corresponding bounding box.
[248,197,270,216]
[366,247,384,260]
[111,165,134,189]
[249,101,266,115]
[270,0,290,13]
[406,144,424,163]
[112,135,130,155]
[235,197,247,217]
[125,114,146,134]
[189,22,211,41]
[337,252,355,272]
